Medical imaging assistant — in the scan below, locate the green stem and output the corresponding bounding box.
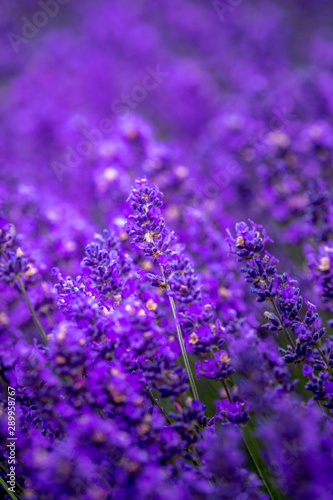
[0,372,8,393]
[0,249,48,345]
[222,379,232,402]
[317,345,331,371]
[169,295,200,401]
[0,475,20,500]
[160,267,200,401]
[271,300,296,351]
[222,380,275,500]
[242,436,275,500]
[147,389,172,425]
[16,277,48,344]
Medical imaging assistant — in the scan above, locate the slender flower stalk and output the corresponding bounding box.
[228,220,333,414]
[147,389,173,425]
[241,436,276,500]
[271,299,296,350]
[125,179,200,400]
[317,345,331,371]
[16,277,48,345]
[0,248,48,345]
[160,266,200,401]
[222,380,276,500]
[0,476,20,500]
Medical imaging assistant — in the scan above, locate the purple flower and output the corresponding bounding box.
[229,220,327,362]
[302,364,313,376]
[215,399,249,425]
[0,216,14,249]
[0,250,29,284]
[125,178,175,261]
[307,242,333,312]
[195,350,235,382]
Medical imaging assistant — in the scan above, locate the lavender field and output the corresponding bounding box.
[1,1,333,499]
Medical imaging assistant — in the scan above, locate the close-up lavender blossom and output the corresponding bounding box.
[1,1,333,499]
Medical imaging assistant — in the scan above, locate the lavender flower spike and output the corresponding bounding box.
[126,178,199,401]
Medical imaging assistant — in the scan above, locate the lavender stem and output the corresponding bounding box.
[160,266,200,401]
[0,248,48,345]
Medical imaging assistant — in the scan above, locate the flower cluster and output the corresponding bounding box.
[126,178,175,261]
[0,250,29,284]
[228,220,326,358]
[228,219,333,413]
[195,350,234,382]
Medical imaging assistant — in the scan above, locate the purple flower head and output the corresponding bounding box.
[81,242,122,296]
[195,350,235,382]
[307,242,333,311]
[170,399,207,445]
[186,322,225,355]
[80,228,134,300]
[167,251,202,306]
[302,364,313,376]
[0,249,29,283]
[215,399,249,425]
[126,178,176,262]
[0,216,14,249]
[231,219,327,368]
[127,178,164,210]
[324,381,333,398]
[48,322,90,379]
[157,366,190,399]
[227,219,273,259]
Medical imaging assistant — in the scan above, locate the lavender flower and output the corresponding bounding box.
[126,178,200,402]
[228,220,333,416]
[215,399,250,425]
[0,216,14,249]
[126,178,175,261]
[307,242,333,312]
[228,220,326,363]
[0,250,29,284]
[195,350,235,382]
